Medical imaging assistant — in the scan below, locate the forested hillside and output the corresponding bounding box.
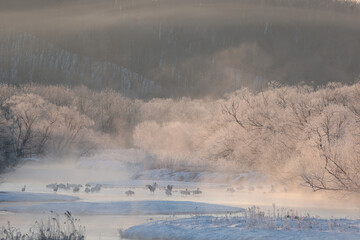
[0,30,159,97]
[1,0,360,98]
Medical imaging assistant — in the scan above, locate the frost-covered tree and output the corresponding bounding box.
[48,105,95,156]
[223,82,360,192]
[2,94,57,158]
[301,95,360,192]
[1,81,360,193]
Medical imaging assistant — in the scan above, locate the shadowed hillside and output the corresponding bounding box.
[1,0,360,98]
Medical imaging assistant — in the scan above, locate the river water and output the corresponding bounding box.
[1,156,360,240]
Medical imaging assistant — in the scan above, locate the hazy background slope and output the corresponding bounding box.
[1,0,360,98]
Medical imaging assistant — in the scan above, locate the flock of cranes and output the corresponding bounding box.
[45,183,102,193]
[140,182,202,197]
[20,181,204,197]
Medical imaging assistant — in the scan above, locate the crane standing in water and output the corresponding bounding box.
[146,182,158,193]
[165,185,173,196]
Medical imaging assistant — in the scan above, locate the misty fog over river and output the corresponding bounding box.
[1,150,360,240]
[2,0,360,239]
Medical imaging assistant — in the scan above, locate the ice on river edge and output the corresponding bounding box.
[0,192,79,202]
[1,200,244,215]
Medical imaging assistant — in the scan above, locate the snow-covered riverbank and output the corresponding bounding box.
[121,215,360,240]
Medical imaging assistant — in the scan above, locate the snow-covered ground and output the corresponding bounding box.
[0,192,79,202]
[121,215,360,240]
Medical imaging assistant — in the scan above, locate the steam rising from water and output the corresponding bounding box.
[1,149,360,219]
